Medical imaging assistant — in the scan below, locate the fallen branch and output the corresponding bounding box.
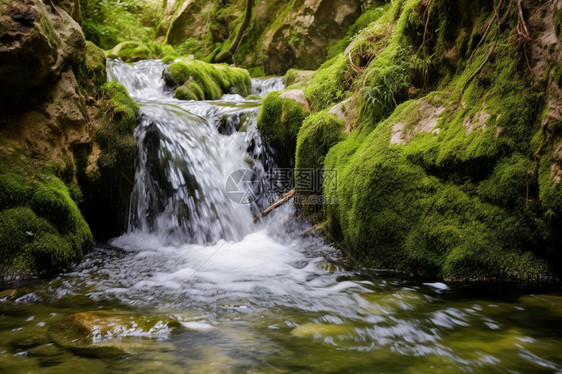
[253,189,295,223]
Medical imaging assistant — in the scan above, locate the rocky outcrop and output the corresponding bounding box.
[259,0,363,74]
[163,0,365,74]
[0,0,140,276]
[0,0,85,104]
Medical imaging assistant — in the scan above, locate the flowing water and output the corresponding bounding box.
[1,60,562,373]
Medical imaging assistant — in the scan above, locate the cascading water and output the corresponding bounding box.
[107,60,272,244]
[1,60,561,374]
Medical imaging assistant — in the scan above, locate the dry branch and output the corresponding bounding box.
[253,189,295,223]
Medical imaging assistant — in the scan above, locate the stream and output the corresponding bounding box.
[1,60,562,373]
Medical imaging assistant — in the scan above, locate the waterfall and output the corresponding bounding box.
[107,59,281,245]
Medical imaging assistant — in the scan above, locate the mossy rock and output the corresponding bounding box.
[257,90,311,168]
[107,41,156,63]
[75,41,107,96]
[76,82,139,238]
[284,69,315,89]
[48,311,183,358]
[0,168,92,277]
[164,58,251,100]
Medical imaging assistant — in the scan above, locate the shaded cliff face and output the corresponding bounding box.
[261,0,562,280]
[164,0,366,74]
[0,0,139,277]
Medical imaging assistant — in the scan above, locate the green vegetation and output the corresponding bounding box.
[165,58,251,100]
[273,0,562,280]
[80,0,162,50]
[257,91,311,168]
[295,112,346,216]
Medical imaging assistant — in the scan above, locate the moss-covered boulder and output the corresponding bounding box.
[0,0,85,103]
[163,58,252,100]
[0,160,92,277]
[257,90,311,168]
[107,41,155,62]
[48,311,182,357]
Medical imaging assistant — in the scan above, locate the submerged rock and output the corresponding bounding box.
[291,323,354,339]
[48,311,183,357]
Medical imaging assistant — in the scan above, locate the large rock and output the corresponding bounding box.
[0,0,85,101]
[261,0,362,74]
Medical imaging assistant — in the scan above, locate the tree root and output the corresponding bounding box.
[461,45,495,98]
[469,0,505,63]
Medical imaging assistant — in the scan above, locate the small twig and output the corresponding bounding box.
[253,189,295,223]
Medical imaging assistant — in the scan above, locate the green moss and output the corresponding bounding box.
[304,55,349,111]
[257,91,311,168]
[80,0,160,49]
[245,94,261,101]
[0,174,92,277]
[166,58,251,100]
[295,111,346,215]
[107,41,156,62]
[248,67,266,78]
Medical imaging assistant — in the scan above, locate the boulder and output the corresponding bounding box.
[280,89,311,112]
[0,0,85,100]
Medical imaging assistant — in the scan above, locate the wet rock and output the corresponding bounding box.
[48,311,183,357]
[0,289,17,300]
[11,332,49,349]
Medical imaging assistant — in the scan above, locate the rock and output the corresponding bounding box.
[48,311,183,357]
[261,0,362,74]
[0,0,85,101]
[280,89,311,112]
[11,332,49,349]
[284,69,315,88]
[328,98,358,133]
[108,41,155,63]
[166,0,216,45]
[291,323,353,338]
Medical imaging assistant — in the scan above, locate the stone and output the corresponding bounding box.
[48,311,183,357]
[280,89,311,112]
[0,0,85,100]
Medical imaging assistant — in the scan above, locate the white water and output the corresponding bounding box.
[98,60,360,313]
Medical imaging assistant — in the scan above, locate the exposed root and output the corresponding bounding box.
[469,0,505,63]
[348,51,365,74]
[461,45,495,98]
[416,0,433,55]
